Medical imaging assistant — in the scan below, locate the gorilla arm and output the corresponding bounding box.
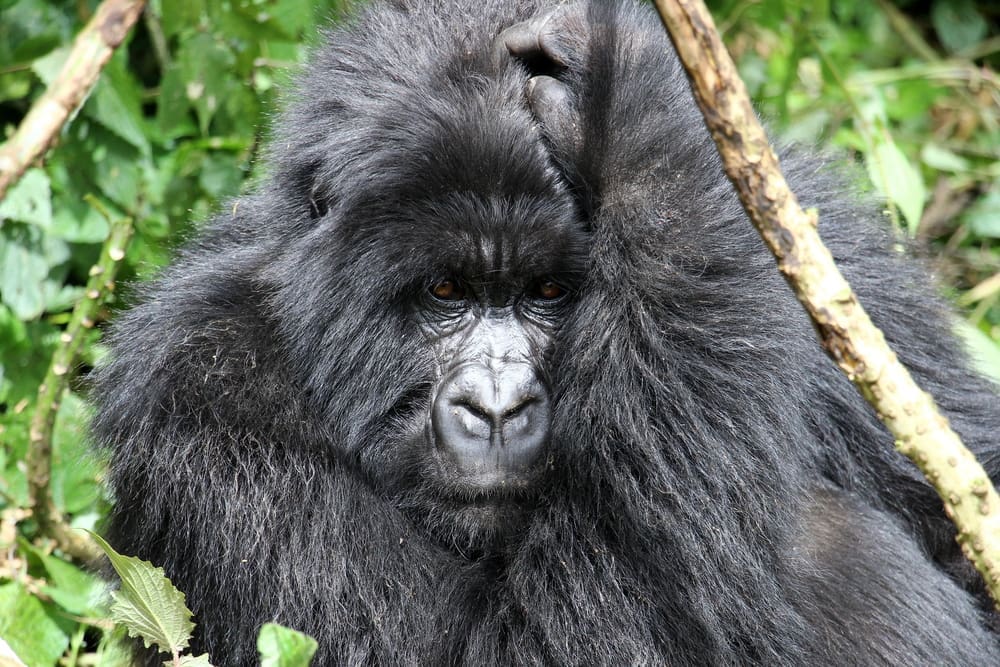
[498,2,1000,658]
[501,0,1000,576]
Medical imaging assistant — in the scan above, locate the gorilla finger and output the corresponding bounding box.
[493,11,567,68]
[527,75,573,127]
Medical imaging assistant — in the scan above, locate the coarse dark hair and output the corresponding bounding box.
[93,1,1000,664]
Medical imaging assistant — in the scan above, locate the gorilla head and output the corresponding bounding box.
[93,1,1000,665]
[251,44,590,549]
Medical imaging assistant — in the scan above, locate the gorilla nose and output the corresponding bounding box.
[432,363,549,479]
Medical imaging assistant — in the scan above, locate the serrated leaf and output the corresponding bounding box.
[0,168,52,228]
[174,654,215,666]
[257,623,318,667]
[91,532,196,655]
[0,223,70,320]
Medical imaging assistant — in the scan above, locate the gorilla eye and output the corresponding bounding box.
[533,279,565,301]
[430,279,467,302]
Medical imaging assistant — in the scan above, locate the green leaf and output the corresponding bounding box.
[95,150,144,211]
[176,654,215,666]
[177,33,238,135]
[865,137,926,234]
[18,537,106,616]
[199,153,245,199]
[261,0,318,38]
[91,532,196,656]
[257,623,318,667]
[30,46,71,86]
[1,2,73,63]
[51,203,111,243]
[957,321,1000,384]
[161,1,205,38]
[51,392,103,514]
[0,168,52,228]
[920,143,970,174]
[0,582,69,667]
[86,56,151,155]
[0,223,70,320]
[931,0,987,54]
[92,630,137,667]
[156,63,199,141]
[962,191,1000,238]
[0,309,58,408]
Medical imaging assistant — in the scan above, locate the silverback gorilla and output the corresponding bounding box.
[93,0,1000,664]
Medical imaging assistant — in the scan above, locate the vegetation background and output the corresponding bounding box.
[0,0,997,664]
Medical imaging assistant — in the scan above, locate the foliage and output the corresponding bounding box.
[91,532,313,666]
[707,0,1000,377]
[0,0,996,664]
[257,624,319,667]
[92,533,200,663]
[0,0,343,663]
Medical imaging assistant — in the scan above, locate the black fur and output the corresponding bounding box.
[92,1,1000,664]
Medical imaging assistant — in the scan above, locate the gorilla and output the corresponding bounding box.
[92,0,1000,664]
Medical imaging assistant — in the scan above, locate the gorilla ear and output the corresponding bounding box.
[308,191,329,219]
[275,160,332,221]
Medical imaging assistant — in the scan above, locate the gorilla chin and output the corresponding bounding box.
[397,436,547,552]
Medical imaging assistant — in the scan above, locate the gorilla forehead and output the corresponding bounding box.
[383,191,588,283]
[404,192,588,280]
[344,93,566,206]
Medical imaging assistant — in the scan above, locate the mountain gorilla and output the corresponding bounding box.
[93,0,1000,664]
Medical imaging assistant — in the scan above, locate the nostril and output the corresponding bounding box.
[456,395,539,423]
[502,396,537,421]
[453,399,492,423]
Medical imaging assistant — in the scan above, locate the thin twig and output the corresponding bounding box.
[27,209,133,563]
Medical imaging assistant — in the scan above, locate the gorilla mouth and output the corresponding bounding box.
[430,443,546,496]
[393,462,539,551]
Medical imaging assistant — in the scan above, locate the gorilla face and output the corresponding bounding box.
[423,274,559,486]
[398,204,588,543]
[409,262,572,542]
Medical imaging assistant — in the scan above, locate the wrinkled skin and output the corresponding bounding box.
[93,1,1000,665]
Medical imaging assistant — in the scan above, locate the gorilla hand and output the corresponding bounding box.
[495,6,587,171]
[495,3,710,222]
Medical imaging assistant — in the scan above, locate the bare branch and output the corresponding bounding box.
[652,0,1000,606]
[0,0,146,201]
